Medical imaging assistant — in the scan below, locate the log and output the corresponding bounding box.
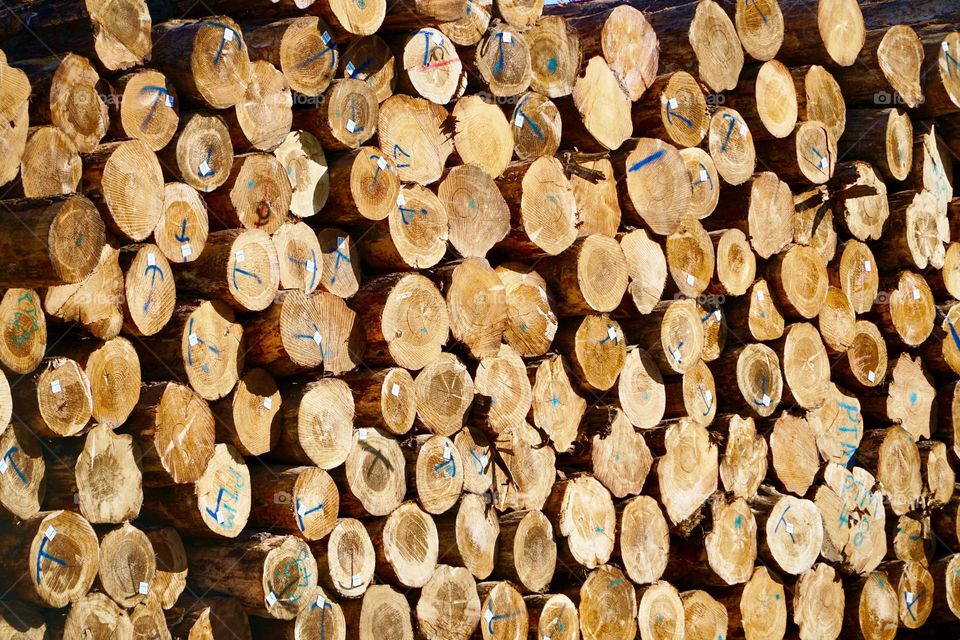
[82,139,165,241]
[774,322,830,410]
[321,146,399,224]
[875,270,935,348]
[453,427,494,495]
[768,412,820,497]
[397,28,465,106]
[186,534,318,619]
[617,137,691,237]
[272,222,322,295]
[153,182,210,263]
[842,571,899,640]
[857,426,923,516]
[43,244,123,340]
[9,356,92,438]
[619,228,667,314]
[313,517,376,599]
[542,475,615,570]
[616,494,669,585]
[841,108,913,183]
[273,131,329,219]
[450,98,512,179]
[340,35,398,102]
[617,346,665,430]
[525,16,580,99]
[756,493,824,575]
[491,423,556,512]
[0,510,99,607]
[807,383,864,467]
[140,443,251,538]
[376,93,452,185]
[477,580,527,639]
[96,523,156,608]
[793,563,845,640]
[152,17,252,109]
[132,299,243,401]
[246,16,339,98]
[435,493,498,580]
[509,92,562,161]
[342,366,415,436]
[123,381,215,486]
[0,288,46,374]
[721,279,785,342]
[883,559,935,629]
[44,422,142,523]
[335,428,405,517]
[438,164,511,259]
[356,184,449,270]
[50,592,134,639]
[368,501,438,588]
[491,510,558,592]
[834,319,887,389]
[130,598,171,640]
[655,418,718,527]
[226,60,293,152]
[712,342,783,418]
[19,126,81,198]
[0,51,30,187]
[416,565,480,640]
[246,464,339,540]
[0,421,45,520]
[144,527,187,609]
[203,152,292,233]
[718,414,768,500]
[554,314,626,391]
[665,219,714,299]
[634,71,709,149]
[712,229,756,297]
[414,352,474,436]
[121,243,178,339]
[0,195,104,288]
[270,377,354,469]
[157,112,234,193]
[778,0,864,67]
[578,564,637,640]
[115,70,179,152]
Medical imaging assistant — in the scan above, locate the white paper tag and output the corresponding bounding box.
[297,501,308,516]
[181,243,192,258]
[396,291,412,300]
[943,41,950,52]
[346,119,357,133]
[263,396,273,410]
[235,250,245,263]
[223,28,234,42]
[50,379,61,394]
[351,574,362,587]
[544,636,552,640]
[484,609,494,622]
[714,309,722,321]
[396,193,406,207]
[358,428,368,440]
[699,168,708,182]
[867,370,876,383]
[266,592,277,606]
[321,31,331,44]
[667,97,678,109]
[216,509,225,524]
[316,594,327,608]
[912,288,920,300]
[346,62,356,76]
[443,441,452,460]
[188,333,199,346]
[502,31,511,44]
[391,383,401,396]
[44,526,56,541]
[818,156,828,170]
[0,459,6,474]
[740,123,748,136]
[761,394,771,406]
[305,259,316,273]
[704,390,713,404]
[785,522,794,534]
[313,331,322,346]
[905,591,916,604]
[863,260,872,272]
[376,156,387,170]
[757,289,765,301]
[199,159,211,176]
[607,326,617,341]
[514,113,524,128]
[479,453,489,468]
[165,94,174,108]
[147,252,156,266]
[672,347,682,363]
[434,32,444,45]
[686,273,695,285]
[139,582,150,595]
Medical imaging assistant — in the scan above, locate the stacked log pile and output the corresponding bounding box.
[1,0,960,637]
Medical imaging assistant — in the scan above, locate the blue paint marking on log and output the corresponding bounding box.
[2,447,26,483]
[628,149,665,172]
[35,537,67,585]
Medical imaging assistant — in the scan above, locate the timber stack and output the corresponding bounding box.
[2,0,960,637]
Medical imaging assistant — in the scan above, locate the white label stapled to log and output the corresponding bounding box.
[867,370,876,383]
[216,509,225,524]
[266,592,277,606]
[686,273,695,285]
[199,159,211,176]
[357,428,368,440]
[188,333,199,347]
[223,28,234,41]
[346,62,356,76]
[235,249,245,263]
[863,260,871,272]
[50,379,62,394]
[313,331,322,346]
[714,309,722,321]
[545,321,558,341]
[181,243,192,258]
[785,522,794,534]
[147,252,156,266]
[543,636,552,640]
[479,452,489,469]
[396,291,412,300]
[391,383,401,396]
[913,288,921,300]
[316,594,327,608]
[740,122,748,136]
[376,156,388,170]
[351,574,362,587]
[346,119,357,133]
[514,113,524,128]
[434,32,444,45]
[761,394,771,406]
[0,459,6,474]
[297,501,308,516]
[704,390,713,405]
[44,526,56,541]
[607,326,617,342]
[443,441,452,460]
[263,396,273,410]
[484,608,494,622]
[756,289,765,301]
[667,97,678,109]
[906,591,916,604]
[165,94,174,108]
[944,41,951,52]
[671,347,682,363]
[396,193,406,207]
[305,259,316,273]
[139,582,150,595]
[699,168,708,182]
[501,31,511,44]
[321,31,331,44]
[818,156,828,170]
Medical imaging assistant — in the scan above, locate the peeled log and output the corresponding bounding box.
[656,418,718,527]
